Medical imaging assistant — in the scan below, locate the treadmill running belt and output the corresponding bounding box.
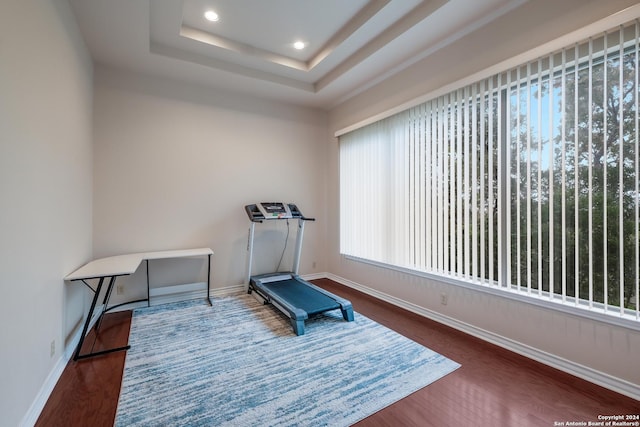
[262,279,340,315]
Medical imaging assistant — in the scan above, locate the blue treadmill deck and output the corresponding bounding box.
[250,274,354,335]
[261,279,340,315]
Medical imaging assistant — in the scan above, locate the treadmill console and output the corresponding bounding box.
[245,202,309,222]
[257,202,292,219]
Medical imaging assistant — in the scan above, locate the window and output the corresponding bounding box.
[340,21,640,323]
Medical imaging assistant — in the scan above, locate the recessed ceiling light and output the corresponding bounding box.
[293,41,305,50]
[204,10,219,22]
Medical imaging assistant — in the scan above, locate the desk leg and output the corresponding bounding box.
[206,254,212,306]
[93,275,116,333]
[73,277,104,361]
[146,259,150,307]
[73,276,131,361]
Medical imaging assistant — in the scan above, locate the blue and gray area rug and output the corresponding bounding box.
[115,294,460,426]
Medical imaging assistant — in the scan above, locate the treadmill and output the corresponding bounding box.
[245,202,354,335]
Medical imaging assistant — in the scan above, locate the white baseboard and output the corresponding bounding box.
[300,272,326,281]
[211,283,245,297]
[324,272,640,401]
[19,355,67,427]
[21,302,109,427]
[105,282,246,311]
[148,281,207,306]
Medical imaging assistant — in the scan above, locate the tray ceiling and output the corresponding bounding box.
[69,0,524,108]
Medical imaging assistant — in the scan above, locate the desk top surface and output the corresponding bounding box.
[65,248,213,281]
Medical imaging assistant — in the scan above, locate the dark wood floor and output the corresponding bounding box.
[37,278,639,426]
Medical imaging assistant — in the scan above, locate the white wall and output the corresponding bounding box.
[0,1,93,426]
[93,66,328,302]
[327,0,640,395]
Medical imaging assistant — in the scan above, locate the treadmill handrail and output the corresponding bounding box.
[245,204,264,222]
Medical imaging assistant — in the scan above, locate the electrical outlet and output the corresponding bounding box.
[116,284,125,295]
[440,293,448,306]
[312,261,317,269]
[50,340,55,357]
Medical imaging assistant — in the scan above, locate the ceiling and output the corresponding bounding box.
[69,0,526,109]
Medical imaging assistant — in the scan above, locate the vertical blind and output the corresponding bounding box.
[340,20,640,320]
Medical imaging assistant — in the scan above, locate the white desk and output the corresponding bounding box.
[65,248,213,360]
